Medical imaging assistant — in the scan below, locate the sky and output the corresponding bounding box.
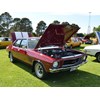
[0,0,100,33]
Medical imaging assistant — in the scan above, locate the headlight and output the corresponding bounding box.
[53,61,58,68]
[83,55,87,61]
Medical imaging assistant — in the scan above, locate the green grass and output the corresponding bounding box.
[0,44,100,87]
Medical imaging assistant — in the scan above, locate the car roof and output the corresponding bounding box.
[0,37,10,38]
[16,37,40,40]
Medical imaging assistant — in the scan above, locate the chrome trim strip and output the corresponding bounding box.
[49,61,87,73]
[61,54,82,59]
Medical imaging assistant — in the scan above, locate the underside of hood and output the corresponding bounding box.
[35,23,80,48]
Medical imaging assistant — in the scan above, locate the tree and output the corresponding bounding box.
[11,17,33,32]
[62,22,70,26]
[35,21,46,36]
[0,12,13,36]
[11,18,21,31]
[76,33,84,37]
[52,20,60,24]
[93,25,100,32]
[19,18,33,32]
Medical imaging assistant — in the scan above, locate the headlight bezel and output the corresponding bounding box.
[53,61,59,68]
[83,55,87,61]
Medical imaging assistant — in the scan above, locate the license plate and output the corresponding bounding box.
[70,67,77,72]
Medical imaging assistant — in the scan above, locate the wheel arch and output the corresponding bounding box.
[8,51,11,58]
[32,60,46,72]
[95,52,100,57]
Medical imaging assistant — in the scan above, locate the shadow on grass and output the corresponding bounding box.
[92,59,98,63]
[14,61,100,87]
[0,47,6,49]
[44,70,100,87]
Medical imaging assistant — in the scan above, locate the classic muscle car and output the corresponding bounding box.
[66,37,82,48]
[84,32,100,62]
[0,37,12,48]
[6,24,87,79]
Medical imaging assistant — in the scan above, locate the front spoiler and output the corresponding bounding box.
[49,60,87,73]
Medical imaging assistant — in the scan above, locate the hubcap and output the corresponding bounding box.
[10,53,13,62]
[97,54,100,61]
[35,63,44,78]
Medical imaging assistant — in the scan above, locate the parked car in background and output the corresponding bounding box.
[90,37,98,44]
[6,24,87,79]
[85,39,92,44]
[84,32,100,62]
[66,37,82,48]
[0,37,12,48]
[83,35,93,44]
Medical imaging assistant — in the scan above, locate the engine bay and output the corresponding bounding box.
[37,47,81,59]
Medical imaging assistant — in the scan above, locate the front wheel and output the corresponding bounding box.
[34,62,47,79]
[96,53,100,62]
[70,45,72,49]
[9,52,15,63]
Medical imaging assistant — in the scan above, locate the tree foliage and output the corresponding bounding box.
[12,18,21,31]
[0,12,13,36]
[12,17,33,32]
[62,22,69,26]
[1,12,99,37]
[93,25,100,32]
[52,20,60,24]
[35,21,46,36]
[0,12,33,36]
[76,33,84,37]
[19,18,33,32]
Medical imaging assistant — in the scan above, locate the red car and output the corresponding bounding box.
[6,24,87,79]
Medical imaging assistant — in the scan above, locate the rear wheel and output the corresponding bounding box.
[9,52,15,63]
[96,53,100,62]
[34,62,47,79]
[70,45,72,49]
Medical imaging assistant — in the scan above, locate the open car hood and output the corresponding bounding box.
[10,32,32,42]
[95,31,100,44]
[35,23,80,48]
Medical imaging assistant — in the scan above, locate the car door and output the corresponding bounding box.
[18,39,29,63]
[3,37,12,47]
[11,39,22,59]
[0,37,11,47]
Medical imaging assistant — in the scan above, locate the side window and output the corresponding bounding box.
[28,38,39,49]
[14,40,21,47]
[20,39,27,48]
[4,38,9,41]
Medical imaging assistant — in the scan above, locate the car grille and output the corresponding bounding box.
[62,57,83,68]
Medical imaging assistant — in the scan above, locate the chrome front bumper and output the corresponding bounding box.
[49,60,87,73]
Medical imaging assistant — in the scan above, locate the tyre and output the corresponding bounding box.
[96,53,100,62]
[34,62,47,79]
[70,45,72,49]
[9,52,15,63]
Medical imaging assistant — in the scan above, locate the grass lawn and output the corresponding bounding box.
[0,44,100,87]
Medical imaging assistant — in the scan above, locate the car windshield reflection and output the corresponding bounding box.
[28,38,39,49]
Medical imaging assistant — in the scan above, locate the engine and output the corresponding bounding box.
[37,47,75,59]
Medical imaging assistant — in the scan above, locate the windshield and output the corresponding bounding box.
[97,32,100,40]
[0,37,4,41]
[96,32,100,44]
[0,37,11,41]
[28,38,39,49]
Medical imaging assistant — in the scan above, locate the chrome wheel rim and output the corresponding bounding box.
[35,63,44,78]
[10,53,13,62]
[97,54,100,62]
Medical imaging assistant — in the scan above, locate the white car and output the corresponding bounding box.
[84,32,100,62]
